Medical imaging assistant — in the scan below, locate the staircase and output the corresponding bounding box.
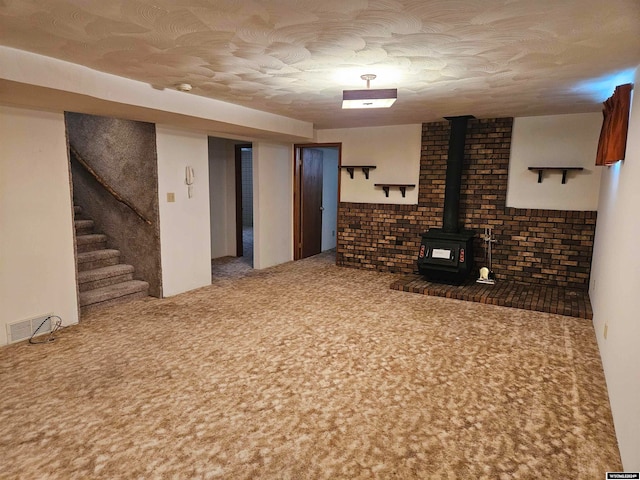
[74,205,149,312]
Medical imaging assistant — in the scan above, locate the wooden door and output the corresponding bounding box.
[234,150,243,257]
[300,148,323,258]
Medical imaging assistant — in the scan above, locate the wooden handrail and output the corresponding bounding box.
[69,144,152,225]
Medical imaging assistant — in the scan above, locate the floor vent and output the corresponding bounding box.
[7,314,53,344]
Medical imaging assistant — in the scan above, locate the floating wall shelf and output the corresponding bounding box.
[341,165,376,179]
[374,183,416,198]
[528,167,584,184]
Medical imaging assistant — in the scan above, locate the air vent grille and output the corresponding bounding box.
[7,314,52,344]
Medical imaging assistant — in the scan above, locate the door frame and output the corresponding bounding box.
[234,143,252,257]
[293,143,342,260]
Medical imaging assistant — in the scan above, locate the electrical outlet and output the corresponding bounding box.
[167,192,175,202]
[604,323,608,340]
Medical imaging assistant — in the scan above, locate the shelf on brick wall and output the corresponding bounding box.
[341,165,376,179]
[374,183,416,198]
[528,167,584,184]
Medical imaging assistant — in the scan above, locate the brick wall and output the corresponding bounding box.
[336,118,596,289]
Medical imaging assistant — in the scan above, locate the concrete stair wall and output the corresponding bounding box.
[74,205,149,313]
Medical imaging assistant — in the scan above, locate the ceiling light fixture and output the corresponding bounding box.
[176,83,192,92]
[342,74,397,109]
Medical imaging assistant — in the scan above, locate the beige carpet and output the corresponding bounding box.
[0,252,621,479]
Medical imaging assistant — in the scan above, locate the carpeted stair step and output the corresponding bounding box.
[76,233,107,253]
[74,219,94,235]
[77,264,135,292]
[77,249,120,271]
[73,205,152,313]
[79,280,149,310]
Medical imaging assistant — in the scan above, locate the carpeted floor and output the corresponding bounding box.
[0,252,621,479]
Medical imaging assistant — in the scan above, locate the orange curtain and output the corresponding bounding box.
[595,83,633,166]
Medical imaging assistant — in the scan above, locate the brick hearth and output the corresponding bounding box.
[391,275,592,319]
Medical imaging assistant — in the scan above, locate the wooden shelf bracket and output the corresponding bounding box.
[374,183,416,198]
[341,165,376,179]
[528,167,584,184]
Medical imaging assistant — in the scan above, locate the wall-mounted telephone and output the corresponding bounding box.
[185,166,194,198]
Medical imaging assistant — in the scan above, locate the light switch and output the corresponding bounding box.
[167,192,175,202]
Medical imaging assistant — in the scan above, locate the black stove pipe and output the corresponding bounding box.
[442,115,474,233]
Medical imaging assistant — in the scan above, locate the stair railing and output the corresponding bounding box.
[69,144,152,225]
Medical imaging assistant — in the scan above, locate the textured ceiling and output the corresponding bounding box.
[1,0,639,129]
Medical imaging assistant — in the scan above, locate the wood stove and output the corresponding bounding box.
[417,115,476,284]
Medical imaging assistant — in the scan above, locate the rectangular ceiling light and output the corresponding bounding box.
[342,88,398,109]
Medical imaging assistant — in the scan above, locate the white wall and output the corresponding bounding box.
[0,106,79,345]
[0,47,314,142]
[507,113,602,210]
[590,69,640,469]
[252,141,293,269]
[208,137,237,259]
[320,147,339,251]
[156,125,212,296]
[316,124,422,204]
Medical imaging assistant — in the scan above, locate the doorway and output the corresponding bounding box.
[208,137,253,279]
[294,144,340,260]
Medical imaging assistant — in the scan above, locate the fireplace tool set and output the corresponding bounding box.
[477,227,496,284]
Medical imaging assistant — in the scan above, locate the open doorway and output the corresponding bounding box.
[208,137,253,279]
[294,144,340,260]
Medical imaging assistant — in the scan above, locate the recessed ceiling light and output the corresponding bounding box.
[176,83,192,92]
